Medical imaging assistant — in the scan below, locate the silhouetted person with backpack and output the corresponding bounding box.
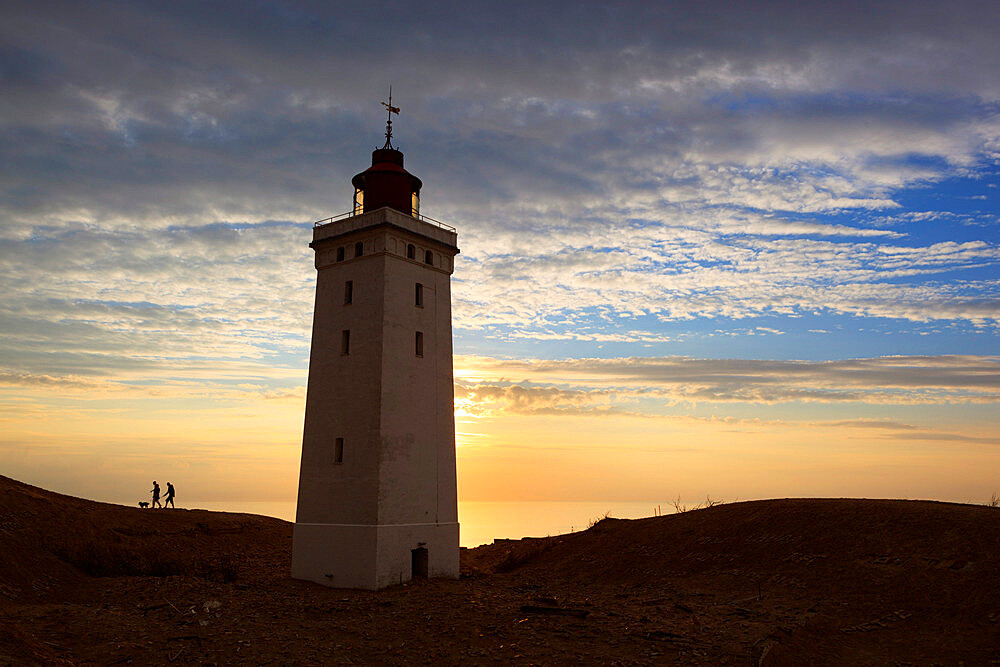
[164,482,175,508]
[151,481,162,509]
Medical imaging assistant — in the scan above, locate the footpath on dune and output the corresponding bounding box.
[1,474,998,665]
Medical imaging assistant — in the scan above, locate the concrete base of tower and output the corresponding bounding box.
[291,521,460,590]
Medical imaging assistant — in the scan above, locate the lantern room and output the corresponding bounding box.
[351,147,422,217]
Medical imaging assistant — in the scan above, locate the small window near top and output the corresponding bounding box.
[334,437,344,464]
[411,191,420,217]
[336,247,345,262]
[355,241,364,258]
[344,280,353,305]
[415,331,424,357]
[341,329,350,355]
[424,250,433,265]
[415,282,424,307]
[406,244,415,259]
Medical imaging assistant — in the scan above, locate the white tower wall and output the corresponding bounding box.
[292,207,459,589]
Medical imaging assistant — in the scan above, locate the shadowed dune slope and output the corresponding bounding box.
[468,497,1000,583]
[466,497,1000,663]
[0,474,290,600]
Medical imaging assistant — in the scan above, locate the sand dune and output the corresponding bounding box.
[1,474,998,665]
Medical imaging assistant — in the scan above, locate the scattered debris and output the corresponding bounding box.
[840,610,912,634]
[519,605,589,618]
[636,630,692,643]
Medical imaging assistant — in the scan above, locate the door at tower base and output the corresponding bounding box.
[291,523,459,589]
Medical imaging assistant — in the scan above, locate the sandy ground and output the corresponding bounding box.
[1,474,998,665]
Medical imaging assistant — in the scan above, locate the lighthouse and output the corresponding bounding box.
[291,98,460,589]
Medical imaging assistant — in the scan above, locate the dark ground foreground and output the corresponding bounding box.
[1,475,998,666]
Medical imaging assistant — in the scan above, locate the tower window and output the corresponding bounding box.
[344,280,353,305]
[411,191,420,217]
[341,329,350,355]
[355,241,364,258]
[415,283,424,307]
[353,188,364,215]
[334,437,344,464]
[406,244,415,259]
[415,331,424,357]
[424,250,433,265]
[336,247,345,262]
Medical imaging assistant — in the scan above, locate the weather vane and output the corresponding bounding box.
[381,86,400,149]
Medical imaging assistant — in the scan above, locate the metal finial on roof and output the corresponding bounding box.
[381,86,400,149]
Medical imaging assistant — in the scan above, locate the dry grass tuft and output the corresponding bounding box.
[671,494,724,513]
[587,511,612,528]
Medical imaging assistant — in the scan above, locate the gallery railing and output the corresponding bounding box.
[313,208,456,233]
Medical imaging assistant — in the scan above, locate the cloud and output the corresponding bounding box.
[0,371,124,392]
[3,2,999,234]
[456,354,1000,407]
[821,419,918,430]
[877,431,1000,445]
[0,370,305,405]
[455,381,648,417]
[0,0,998,414]
[0,221,315,379]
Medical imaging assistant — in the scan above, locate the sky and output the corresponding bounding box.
[1,1,998,511]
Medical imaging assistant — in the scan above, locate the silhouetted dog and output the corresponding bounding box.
[138,501,149,508]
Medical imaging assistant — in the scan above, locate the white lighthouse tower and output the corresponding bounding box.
[292,99,460,589]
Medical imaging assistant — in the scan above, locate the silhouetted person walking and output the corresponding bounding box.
[164,482,175,508]
[151,481,162,509]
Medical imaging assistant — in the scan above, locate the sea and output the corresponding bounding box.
[177,500,674,548]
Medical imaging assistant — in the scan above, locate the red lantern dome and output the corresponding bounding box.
[351,147,421,217]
